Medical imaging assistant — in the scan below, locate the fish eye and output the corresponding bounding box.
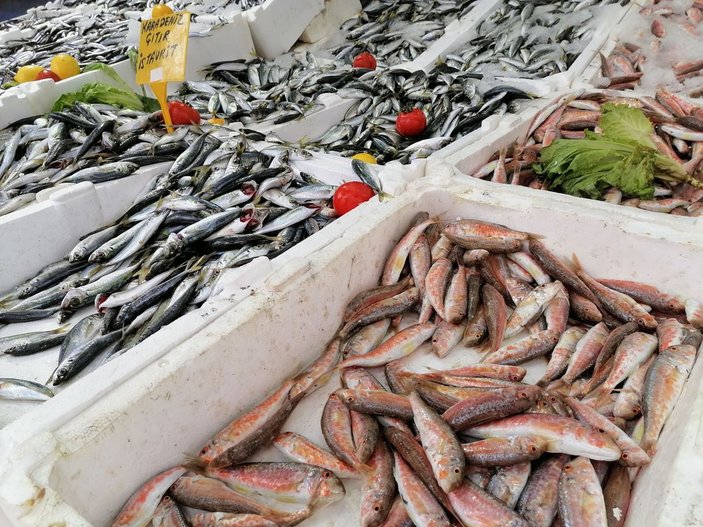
[518,391,528,399]
[374,506,380,512]
[622,453,629,459]
[454,468,461,474]
[529,445,538,452]
[323,471,332,478]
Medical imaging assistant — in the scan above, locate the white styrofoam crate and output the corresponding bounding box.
[0,13,255,130]
[0,180,701,526]
[300,0,361,44]
[410,0,633,96]
[125,9,255,96]
[0,64,135,131]
[575,0,640,91]
[429,87,703,225]
[403,0,502,74]
[0,162,171,294]
[0,151,418,428]
[246,0,325,59]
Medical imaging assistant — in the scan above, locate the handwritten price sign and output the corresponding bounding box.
[136,11,191,132]
[137,12,191,84]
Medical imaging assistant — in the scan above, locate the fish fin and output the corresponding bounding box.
[55,323,72,334]
[182,453,207,473]
[186,256,208,274]
[546,378,571,396]
[571,253,584,273]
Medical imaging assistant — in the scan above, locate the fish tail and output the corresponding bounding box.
[181,453,207,473]
[527,231,545,240]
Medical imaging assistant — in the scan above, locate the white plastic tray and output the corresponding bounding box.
[429,88,703,226]
[412,0,632,96]
[1,180,701,526]
[0,152,418,428]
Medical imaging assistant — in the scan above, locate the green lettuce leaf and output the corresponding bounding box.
[52,82,146,111]
[599,103,657,150]
[52,63,158,112]
[534,103,700,199]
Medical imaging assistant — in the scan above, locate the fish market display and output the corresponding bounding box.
[0,103,187,216]
[114,213,701,527]
[305,71,530,163]
[329,0,479,67]
[469,90,703,216]
[0,0,265,85]
[442,0,627,80]
[186,54,532,163]
[596,0,703,95]
[183,54,361,126]
[0,125,347,394]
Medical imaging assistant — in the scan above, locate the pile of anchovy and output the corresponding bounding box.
[330,0,480,67]
[446,0,628,80]
[179,55,531,164]
[470,90,703,216]
[306,69,530,163]
[0,0,266,84]
[0,107,347,394]
[112,213,703,527]
[0,103,184,217]
[182,53,365,126]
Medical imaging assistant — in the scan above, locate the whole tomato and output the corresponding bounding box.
[168,100,201,125]
[36,69,61,82]
[333,182,376,216]
[353,52,377,70]
[396,108,427,138]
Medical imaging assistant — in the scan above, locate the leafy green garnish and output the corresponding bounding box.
[52,63,158,112]
[534,103,701,199]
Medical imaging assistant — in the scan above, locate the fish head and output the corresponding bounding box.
[197,439,219,465]
[51,365,70,386]
[88,249,109,263]
[514,435,549,460]
[572,423,622,461]
[311,469,346,508]
[69,248,87,262]
[18,284,36,298]
[61,288,87,311]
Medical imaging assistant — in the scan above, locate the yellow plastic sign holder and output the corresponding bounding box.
[136,11,191,133]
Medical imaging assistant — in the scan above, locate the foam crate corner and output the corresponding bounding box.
[246,0,326,59]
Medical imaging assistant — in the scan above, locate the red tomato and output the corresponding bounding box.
[167,100,201,125]
[36,69,61,82]
[352,52,377,70]
[333,182,376,215]
[396,108,427,138]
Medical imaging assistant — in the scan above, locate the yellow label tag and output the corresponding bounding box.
[136,12,191,85]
